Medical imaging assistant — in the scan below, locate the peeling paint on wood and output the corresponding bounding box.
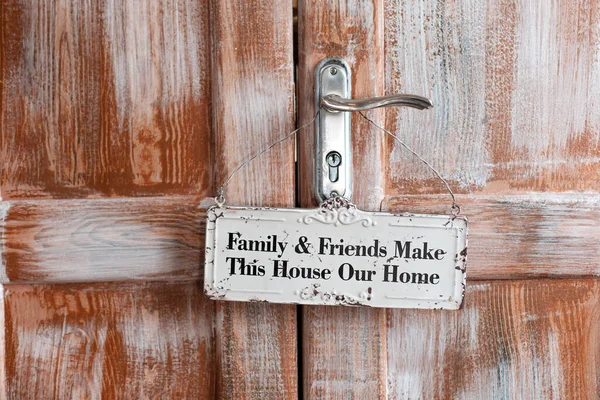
[0,285,5,400]
[303,305,387,399]
[385,0,489,191]
[3,282,215,399]
[3,0,600,396]
[0,0,212,198]
[384,193,600,279]
[384,0,600,194]
[0,203,10,284]
[386,279,600,399]
[210,0,298,397]
[0,194,598,285]
[0,196,204,283]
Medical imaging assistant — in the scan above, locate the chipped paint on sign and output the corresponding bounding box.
[204,198,467,310]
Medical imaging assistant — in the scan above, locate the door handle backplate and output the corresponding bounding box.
[315,57,352,202]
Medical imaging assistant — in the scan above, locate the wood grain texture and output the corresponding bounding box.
[382,2,600,398]
[298,0,386,208]
[298,0,388,398]
[0,196,207,283]
[384,0,600,195]
[210,0,298,397]
[3,282,215,399]
[384,193,600,280]
[0,0,212,199]
[302,306,386,399]
[387,278,600,399]
[1,193,598,285]
[0,285,5,400]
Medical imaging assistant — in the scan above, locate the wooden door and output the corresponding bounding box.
[1,0,296,398]
[298,0,600,399]
[1,0,599,399]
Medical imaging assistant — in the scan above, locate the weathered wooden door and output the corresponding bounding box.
[1,0,599,399]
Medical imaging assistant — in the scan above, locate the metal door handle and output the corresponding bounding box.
[321,94,433,112]
[314,57,433,202]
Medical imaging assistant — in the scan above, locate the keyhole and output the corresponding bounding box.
[326,151,342,182]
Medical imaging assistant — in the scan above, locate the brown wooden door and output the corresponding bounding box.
[298,1,600,398]
[1,0,296,398]
[1,0,599,399]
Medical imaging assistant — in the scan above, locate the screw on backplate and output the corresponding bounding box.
[329,67,338,75]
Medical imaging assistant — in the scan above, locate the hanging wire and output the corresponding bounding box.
[358,111,460,216]
[215,108,322,206]
[214,107,460,216]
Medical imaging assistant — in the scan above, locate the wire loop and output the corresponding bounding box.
[215,108,322,202]
[214,107,460,216]
[358,111,460,216]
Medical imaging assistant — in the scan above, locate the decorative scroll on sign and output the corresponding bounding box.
[205,197,467,310]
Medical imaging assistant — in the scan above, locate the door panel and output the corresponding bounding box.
[298,0,600,398]
[2,0,599,398]
[298,1,388,397]
[1,0,297,397]
[381,7,600,398]
[385,0,600,194]
[386,279,600,399]
[210,0,297,397]
[3,282,215,399]
[0,0,212,199]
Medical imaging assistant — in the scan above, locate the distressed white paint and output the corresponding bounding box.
[1,197,202,283]
[386,281,598,399]
[204,203,467,309]
[0,285,5,400]
[117,284,212,397]
[385,0,489,188]
[3,283,211,398]
[385,192,600,278]
[511,0,600,156]
[2,193,599,284]
[14,219,194,282]
[1,0,98,187]
[217,76,293,199]
[7,290,107,398]
[385,0,600,190]
[386,284,488,399]
[104,0,208,185]
[0,203,10,284]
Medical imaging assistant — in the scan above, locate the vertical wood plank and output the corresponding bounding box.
[384,0,600,195]
[387,279,600,399]
[384,0,488,194]
[0,0,212,199]
[3,282,215,399]
[382,1,600,398]
[298,0,388,398]
[0,286,6,400]
[210,0,298,397]
[502,0,600,191]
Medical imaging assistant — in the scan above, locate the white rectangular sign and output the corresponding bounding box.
[204,203,467,309]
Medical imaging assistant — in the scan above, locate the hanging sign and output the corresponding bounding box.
[204,197,467,310]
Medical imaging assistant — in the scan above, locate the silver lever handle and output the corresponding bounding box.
[321,94,433,112]
[314,56,434,202]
